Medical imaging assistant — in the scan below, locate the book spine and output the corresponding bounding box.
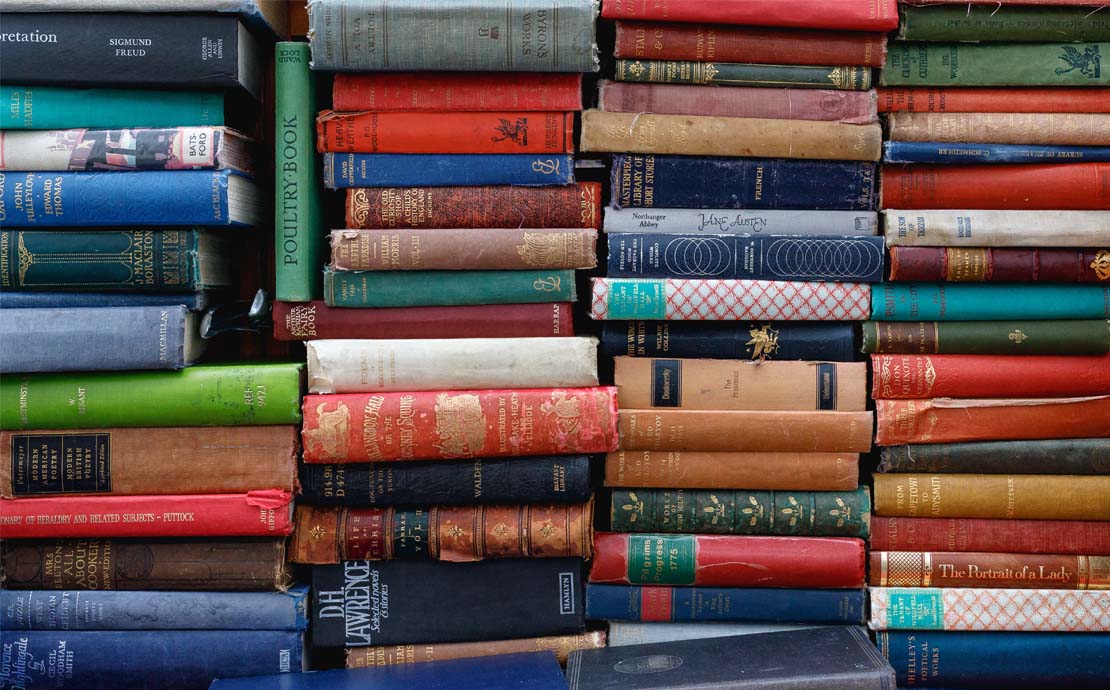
[604,208,880,236]
[291,502,593,563]
[599,0,900,31]
[0,491,294,539]
[585,585,866,623]
[860,320,1110,356]
[884,141,1110,164]
[884,41,1110,87]
[0,127,244,172]
[873,474,1110,520]
[888,112,1110,146]
[900,5,1110,42]
[345,632,606,667]
[300,387,619,463]
[604,450,861,491]
[613,22,886,67]
[323,269,577,308]
[881,163,1110,210]
[589,532,867,588]
[872,354,1110,399]
[0,363,304,430]
[0,588,308,630]
[878,86,1110,113]
[882,210,1110,247]
[299,455,593,507]
[890,247,1109,282]
[346,184,602,229]
[876,397,1110,445]
[871,552,1110,589]
[273,302,575,341]
[332,73,584,111]
[275,42,323,302]
[606,622,823,646]
[613,60,871,90]
[600,321,859,361]
[614,358,868,411]
[330,229,598,271]
[607,234,885,282]
[581,111,882,161]
[870,587,1110,632]
[590,278,873,322]
[323,154,576,188]
[0,291,206,311]
[316,111,575,154]
[872,284,1110,320]
[0,538,290,591]
[610,155,876,210]
[599,82,878,124]
[869,516,1110,555]
[0,86,225,130]
[610,487,871,538]
[617,409,874,453]
[307,0,599,73]
[879,439,1110,475]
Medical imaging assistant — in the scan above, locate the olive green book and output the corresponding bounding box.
[882,42,1110,86]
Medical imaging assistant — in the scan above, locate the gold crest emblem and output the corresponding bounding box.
[746,324,780,360]
[1008,329,1028,344]
[433,393,487,458]
[621,492,644,522]
[1091,250,1110,281]
[741,494,765,527]
[303,402,350,460]
[702,494,728,525]
[829,496,852,528]
[517,232,569,267]
[348,189,371,226]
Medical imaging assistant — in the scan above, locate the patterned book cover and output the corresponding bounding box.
[870,587,1110,632]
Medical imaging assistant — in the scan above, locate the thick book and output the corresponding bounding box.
[307,0,600,72]
[861,319,1110,356]
[590,533,866,588]
[888,112,1110,146]
[345,632,606,668]
[299,455,592,507]
[614,358,867,411]
[0,86,224,130]
[890,246,1109,282]
[879,439,1110,475]
[871,551,1109,589]
[871,284,1110,320]
[589,278,872,321]
[0,170,261,227]
[1,586,309,630]
[316,111,575,154]
[882,163,1110,210]
[0,0,289,37]
[878,86,1110,113]
[607,622,822,647]
[0,425,297,498]
[613,59,872,90]
[608,487,871,538]
[0,14,262,98]
[1,538,291,591]
[0,306,203,373]
[311,559,585,647]
[870,587,1110,632]
[332,73,584,111]
[871,354,1110,399]
[0,291,206,310]
[300,387,618,463]
[608,234,885,282]
[601,321,858,361]
[872,474,1110,521]
[885,141,1110,164]
[324,153,576,188]
[604,208,879,235]
[567,626,897,690]
[599,0,900,31]
[0,127,251,172]
[586,585,865,624]
[900,5,1110,42]
[323,269,577,308]
[290,502,592,563]
[605,450,860,491]
[611,155,876,210]
[619,409,874,453]
[882,210,1110,247]
[0,363,304,430]
[876,397,1110,445]
[870,517,1110,556]
[273,302,574,341]
[883,41,1110,86]
[307,338,598,393]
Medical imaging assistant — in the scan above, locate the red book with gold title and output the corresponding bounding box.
[316,111,575,154]
[871,354,1110,399]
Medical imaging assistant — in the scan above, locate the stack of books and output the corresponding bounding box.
[869,1,1110,687]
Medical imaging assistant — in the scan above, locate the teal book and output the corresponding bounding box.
[323,269,577,308]
[1,86,223,130]
[872,284,1110,321]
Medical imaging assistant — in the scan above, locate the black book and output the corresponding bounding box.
[311,559,584,648]
[0,14,262,98]
[566,627,896,690]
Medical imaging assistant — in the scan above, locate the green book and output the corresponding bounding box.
[274,42,323,302]
[861,320,1110,355]
[882,41,1110,86]
[0,86,223,130]
[1,363,304,430]
[610,487,871,538]
[323,269,577,308]
[615,59,871,90]
[900,6,1110,43]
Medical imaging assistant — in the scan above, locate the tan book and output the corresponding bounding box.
[605,450,860,491]
[887,112,1110,146]
[346,632,607,668]
[873,474,1110,521]
[619,409,873,453]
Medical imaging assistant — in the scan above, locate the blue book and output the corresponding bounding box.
[586,585,865,624]
[884,140,1110,164]
[0,630,303,689]
[878,631,1110,688]
[0,170,260,227]
[323,153,575,188]
[209,652,567,690]
[873,283,1110,321]
[600,322,858,361]
[611,155,876,210]
[0,291,206,310]
[1,587,308,631]
[608,234,885,282]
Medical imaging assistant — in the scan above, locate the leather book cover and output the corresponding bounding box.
[870,516,1110,556]
[889,247,1110,282]
[345,632,606,668]
[599,0,900,31]
[871,354,1110,399]
[872,474,1110,521]
[316,111,575,154]
[879,439,1110,475]
[604,450,860,491]
[618,409,873,452]
[871,551,1110,589]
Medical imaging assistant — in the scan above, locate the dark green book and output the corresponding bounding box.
[615,59,871,90]
[880,439,1110,475]
[323,269,577,308]
[900,6,1110,43]
[861,320,1110,355]
[882,41,1110,86]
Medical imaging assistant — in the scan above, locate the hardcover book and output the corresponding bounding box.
[870,587,1110,632]
[861,319,1110,356]
[883,41,1110,86]
[606,622,822,647]
[0,127,252,172]
[882,163,1110,210]
[899,5,1110,42]
[878,86,1110,113]
[887,112,1110,146]
[324,153,576,188]
[603,208,879,236]
[345,632,606,668]
[0,0,289,37]
[604,450,860,491]
[884,141,1110,164]
[316,111,576,154]
[618,409,874,453]
[0,86,225,130]
[878,439,1110,475]
[871,551,1110,589]
[331,73,584,111]
[601,321,858,361]
[871,284,1110,320]
[870,516,1110,556]
[875,397,1110,445]
[598,0,900,31]
[871,354,1110,399]
[889,246,1110,282]
[613,59,872,90]
[0,292,208,311]
[882,210,1110,247]
[872,474,1110,520]
[586,585,865,624]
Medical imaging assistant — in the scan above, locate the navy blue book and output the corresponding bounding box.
[0,630,302,689]
[884,141,1110,164]
[587,585,865,624]
[0,291,207,310]
[323,153,575,188]
[601,321,858,361]
[611,155,876,210]
[608,234,885,282]
[0,170,260,227]
[209,652,567,690]
[1,587,308,631]
[878,631,1110,689]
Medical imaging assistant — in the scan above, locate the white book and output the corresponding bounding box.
[604,208,879,236]
[883,210,1110,247]
[607,622,826,647]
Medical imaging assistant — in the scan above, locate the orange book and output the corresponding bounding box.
[619,409,873,453]
[882,163,1110,210]
[604,450,860,490]
[873,474,1110,521]
[878,87,1110,113]
[316,111,575,154]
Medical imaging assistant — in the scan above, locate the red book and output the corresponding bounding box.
[871,354,1110,399]
[332,73,584,112]
[870,516,1110,555]
[903,1,1109,5]
[889,247,1109,283]
[316,111,575,154]
[589,532,866,588]
[0,491,293,539]
[878,87,1110,113]
[881,164,1110,210]
[301,387,620,463]
[601,0,900,31]
[272,302,575,341]
[614,21,887,67]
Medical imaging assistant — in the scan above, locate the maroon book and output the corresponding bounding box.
[890,246,1109,282]
[870,517,1110,555]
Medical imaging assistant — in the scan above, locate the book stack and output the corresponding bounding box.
[868,1,1110,687]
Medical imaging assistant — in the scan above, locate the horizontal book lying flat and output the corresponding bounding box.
[884,141,1110,164]
[606,621,824,647]
[870,516,1110,556]
[861,319,1110,356]
[871,551,1109,589]
[323,153,575,188]
[878,438,1110,475]
[0,86,225,130]
[601,321,858,361]
[883,209,1110,247]
[586,584,865,624]
[344,632,606,669]
[870,587,1110,632]
[603,208,879,235]
[889,246,1108,283]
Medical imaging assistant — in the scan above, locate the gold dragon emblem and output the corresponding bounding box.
[746,324,780,360]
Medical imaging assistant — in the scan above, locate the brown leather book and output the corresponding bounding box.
[619,409,873,453]
[604,450,860,491]
[346,632,607,668]
[873,474,1110,521]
